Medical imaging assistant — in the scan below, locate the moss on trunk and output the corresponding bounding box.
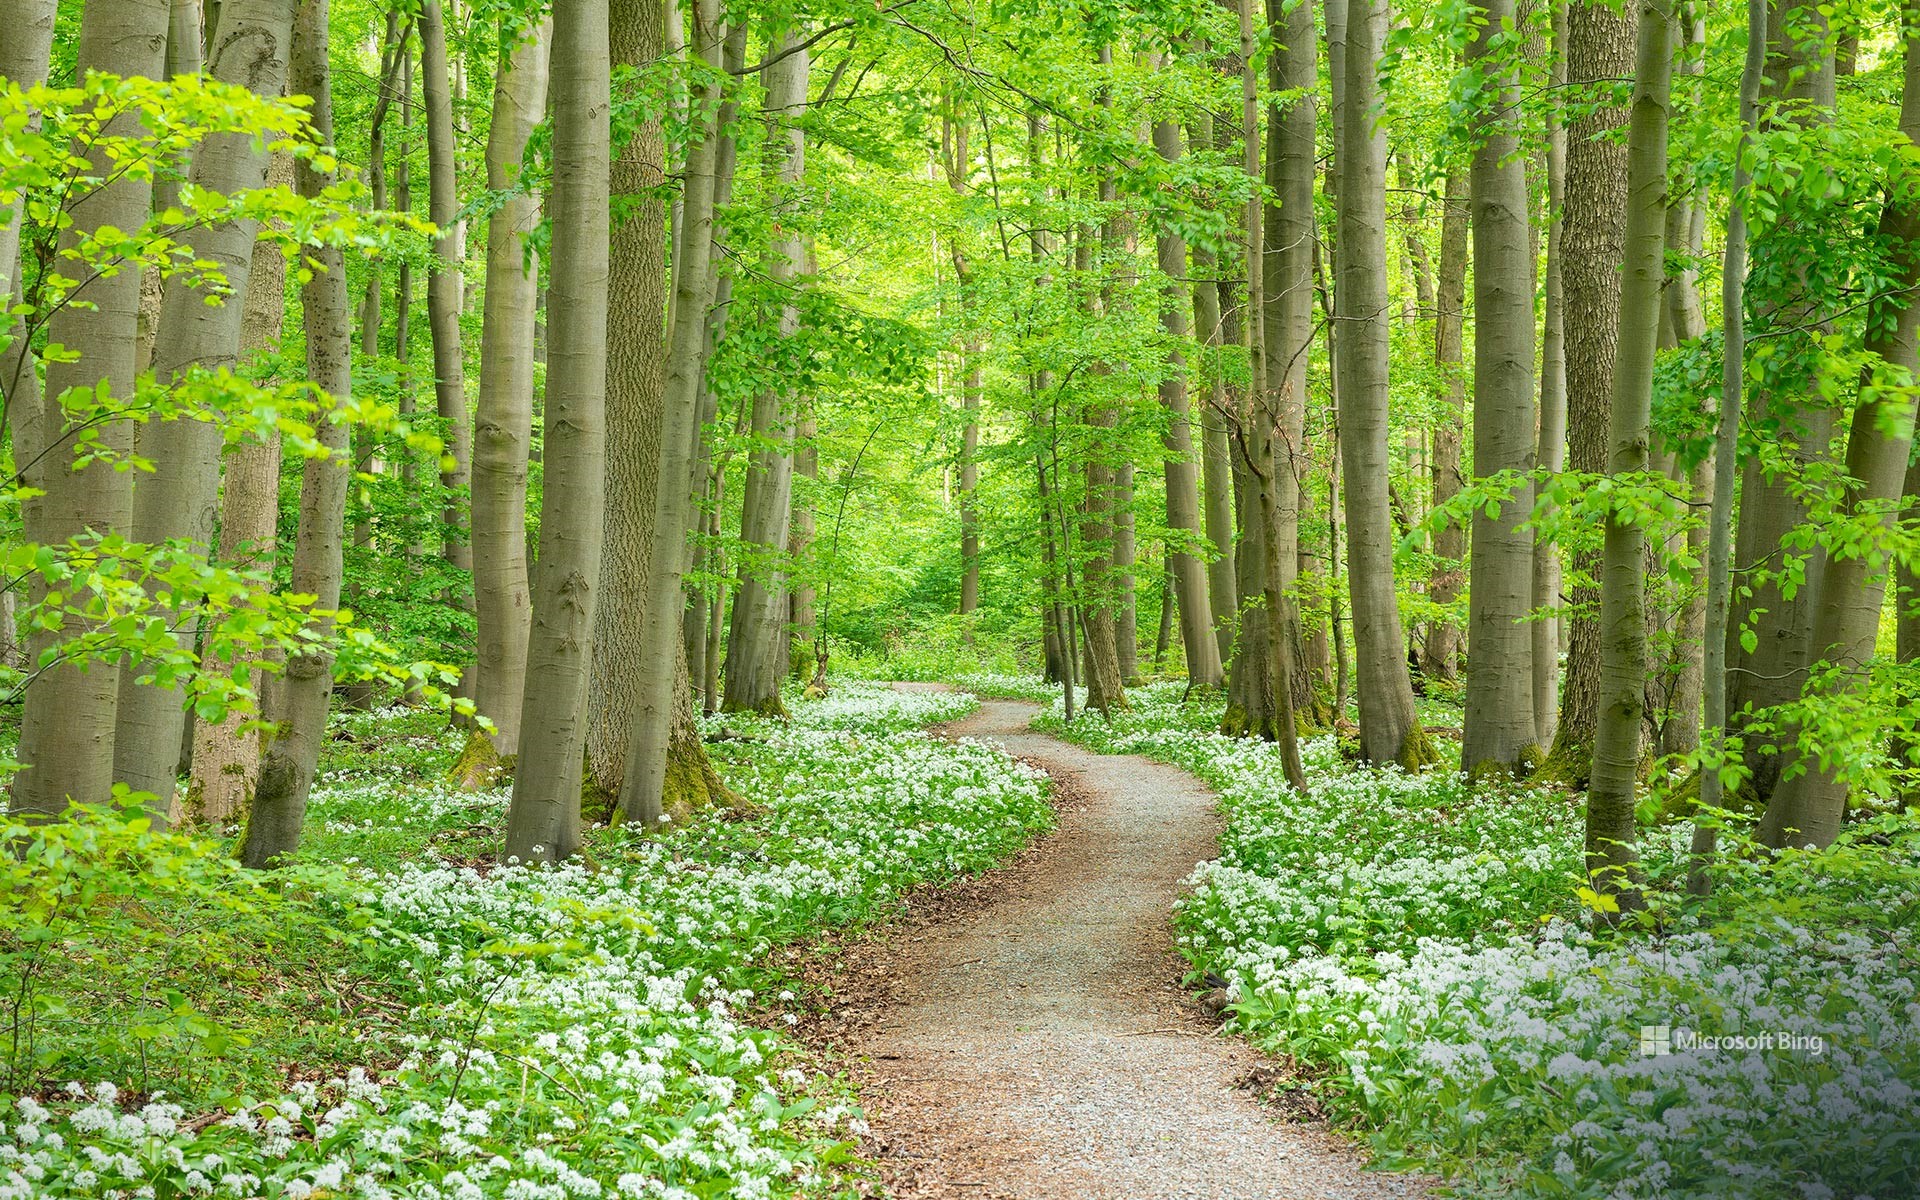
[1534,736,1592,790]
[450,727,508,790]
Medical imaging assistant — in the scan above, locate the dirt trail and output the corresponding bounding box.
[839,687,1429,1200]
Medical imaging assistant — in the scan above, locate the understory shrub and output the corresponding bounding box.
[1042,683,1920,1200]
[2,682,1050,1199]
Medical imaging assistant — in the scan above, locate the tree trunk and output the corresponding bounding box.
[1760,14,1920,849]
[469,18,550,757]
[396,42,417,510]
[342,11,405,714]
[0,0,54,318]
[1585,0,1672,906]
[1080,400,1129,713]
[958,354,982,614]
[421,0,474,660]
[617,0,732,827]
[1652,9,1709,762]
[1152,118,1225,692]
[1422,174,1468,680]
[11,0,171,821]
[500,0,611,864]
[1690,0,1770,893]
[117,0,295,811]
[1270,0,1320,722]
[944,111,983,620]
[1190,107,1237,669]
[1154,561,1176,670]
[1336,0,1434,768]
[1462,0,1539,776]
[184,153,292,827]
[135,0,203,378]
[1113,462,1139,680]
[789,392,818,677]
[1724,0,1839,805]
[1533,0,1569,747]
[1078,82,1129,714]
[1237,0,1306,784]
[590,0,702,799]
[722,30,809,716]
[237,0,353,867]
[1541,0,1637,786]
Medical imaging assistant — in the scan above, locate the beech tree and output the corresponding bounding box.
[1335,0,1434,768]
[502,0,611,864]
[1461,0,1537,776]
[1584,0,1672,906]
[469,17,550,757]
[11,0,172,821]
[237,0,354,868]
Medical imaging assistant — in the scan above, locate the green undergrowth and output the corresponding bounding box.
[1035,678,1920,1199]
[3,680,1055,1198]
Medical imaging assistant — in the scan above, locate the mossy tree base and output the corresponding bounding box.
[1533,737,1593,790]
[580,745,750,830]
[450,728,510,790]
[1465,744,1542,784]
[1394,724,1445,773]
[723,695,791,721]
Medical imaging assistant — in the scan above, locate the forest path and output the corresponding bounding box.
[836,685,1429,1200]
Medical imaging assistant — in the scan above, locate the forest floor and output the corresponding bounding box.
[818,686,1429,1200]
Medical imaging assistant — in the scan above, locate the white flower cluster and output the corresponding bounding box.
[1,683,1050,1199]
[1046,687,1920,1199]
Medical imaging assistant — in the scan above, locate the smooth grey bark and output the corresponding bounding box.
[469,19,549,756]
[421,0,473,602]
[677,49,746,716]
[1113,461,1139,680]
[1152,118,1225,691]
[1222,263,1282,736]
[1724,0,1838,804]
[1187,94,1235,675]
[396,43,417,507]
[501,0,611,864]
[941,110,982,618]
[341,11,404,714]
[1533,0,1569,747]
[1690,0,1769,892]
[1189,107,1236,668]
[722,31,809,716]
[1336,0,1433,768]
[1654,47,1709,759]
[1237,0,1305,786]
[11,0,171,820]
[113,0,298,812]
[1182,100,1228,664]
[134,0,202,377]
[1422,174,1468,680]
[184,152,291,827]
[1080,391,1129,714]
[1542,0,1637,784]
[1760,17,1920,849]
[1269,0,1319,721]
[1078,61,1129,716]
[789,395,818,675]
[0,0,54,319]
[959,360,982,614]
[0,0,57,542]
[617,0,728,827]
[1462,0,1539,775]
[237,0,351,868]
[1586,0,1672,905]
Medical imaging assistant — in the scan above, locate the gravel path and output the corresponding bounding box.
[845,688,1429,1200]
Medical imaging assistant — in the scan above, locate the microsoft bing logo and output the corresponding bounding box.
[1639,1025,1671,1057]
